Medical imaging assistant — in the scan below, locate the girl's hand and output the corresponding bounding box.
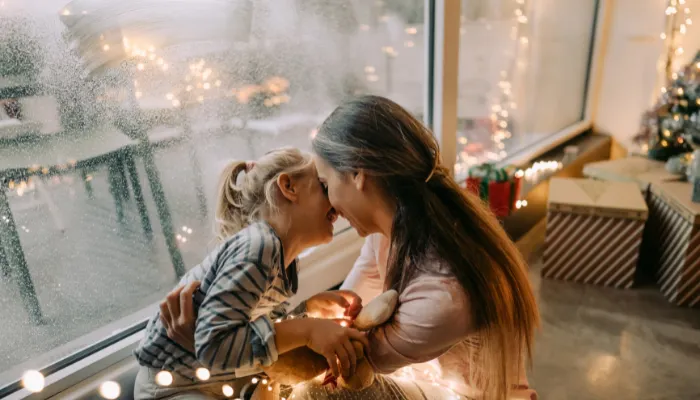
[159,281,201,352]
[305,319,369,379]
[306,290,363,319]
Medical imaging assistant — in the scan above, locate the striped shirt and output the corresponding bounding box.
[134,221,298,382]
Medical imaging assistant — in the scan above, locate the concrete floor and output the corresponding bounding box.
[528,253,700,400]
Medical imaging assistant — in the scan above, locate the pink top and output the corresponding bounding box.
[341,234,537,400]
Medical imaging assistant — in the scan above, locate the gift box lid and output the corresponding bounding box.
[548,178,648,220]
[649,181,700,225]
[582,156,679,190]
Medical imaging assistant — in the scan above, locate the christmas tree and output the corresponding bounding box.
[641,50,700,161]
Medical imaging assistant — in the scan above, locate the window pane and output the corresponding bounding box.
[0,0,424,384]
[454,0,597,175]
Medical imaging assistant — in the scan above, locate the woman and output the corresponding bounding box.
[163,95,539,399]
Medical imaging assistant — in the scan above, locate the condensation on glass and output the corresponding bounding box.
[0,0,424,384]
[453,0,598,178]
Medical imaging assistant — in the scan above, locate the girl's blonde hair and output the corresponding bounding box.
[215,147,314,240]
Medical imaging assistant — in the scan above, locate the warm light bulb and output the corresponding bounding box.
[99,381,121,399]
[166,93,174,100]
[661,32,667,39]
[203,83,211,90]
[103,44,110,51]
[137,63,145,71]
[405,27,418,34]
[340,321,348,327]
[262,379,269,385]
[62,9,70,15]
[252,377,259,384]
[22,370,45,393]
[155,371,173,386]
[186,85,193,92]
[215,80,222,87]
[149,54,156,61]
[135,91,142,98]
[197,96,204,103]
[680,24,687,34]
[222,384,234,397]
[268,385,273,391]
[196,368,211,381]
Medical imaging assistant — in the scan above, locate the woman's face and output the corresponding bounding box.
[313,155,377,237]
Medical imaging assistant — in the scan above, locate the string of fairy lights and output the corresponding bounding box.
[656,0,693,96]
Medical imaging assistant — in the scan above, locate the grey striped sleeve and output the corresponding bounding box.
[193,240,279,373]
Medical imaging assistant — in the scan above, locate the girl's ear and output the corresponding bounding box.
[277,173,299,202]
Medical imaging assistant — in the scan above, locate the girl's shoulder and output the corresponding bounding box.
[214,221,283,270]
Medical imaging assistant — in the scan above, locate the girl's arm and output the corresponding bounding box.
[194,260,279,374]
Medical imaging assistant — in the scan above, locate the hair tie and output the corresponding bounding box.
[425,166,437,183]
[425,154,441,183]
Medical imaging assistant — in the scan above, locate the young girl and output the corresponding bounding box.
[133,148,367,400]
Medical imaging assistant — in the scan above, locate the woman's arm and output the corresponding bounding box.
[340,235,384,303]
[364,276,474,374]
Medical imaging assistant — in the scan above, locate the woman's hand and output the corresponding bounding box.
[306,290,363,320]
[159,281,201,353]
[305,319,369,379]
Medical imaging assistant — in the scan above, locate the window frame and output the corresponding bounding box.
[1,0,612,397]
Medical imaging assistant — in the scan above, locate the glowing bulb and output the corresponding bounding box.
[262,379,268,385]
[166,93,174,100]
[196,368,211,381]
[681,24,687,34]
[268,385,273,391]
[149,53,156,61]
[22,370,45,393]
[155,371,173,386]
[686,18,692,24]
[222,384,234,397]
[661,32,667,39]
[203,83,211,90]
[252,377,259,384]
[186,85,193,91]
[676,47,684,55]
[135,91,142,98]
[340,321,348,327]
[215,80,222,87]
[520,37,529,44]
[197,96,204,103]
[103,44,110,51]
[137,63,145,71]
[99,381,121,399]
[62,9,70,16]
[364,66,375,73]
[405,27,417,34]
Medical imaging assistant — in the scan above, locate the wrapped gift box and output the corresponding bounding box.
[542,178,648,288]
[647,182,700,307]
[583,156,679,193]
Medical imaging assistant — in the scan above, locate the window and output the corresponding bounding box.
[0,0,425,389]
[453,0,598,177]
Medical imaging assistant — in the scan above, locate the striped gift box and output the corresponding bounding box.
[542,178,648,288]
[648,182,700,307]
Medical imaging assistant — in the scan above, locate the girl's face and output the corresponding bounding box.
[292,166,338,245]
[313,155,378,238]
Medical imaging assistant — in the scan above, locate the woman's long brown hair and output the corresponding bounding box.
[312,95,539,400]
